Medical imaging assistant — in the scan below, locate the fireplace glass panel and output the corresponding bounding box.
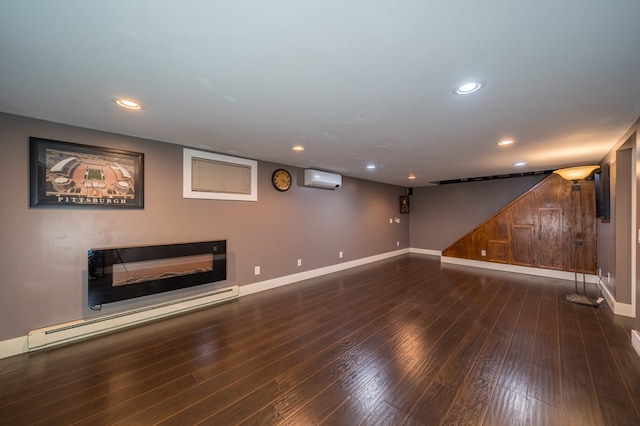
[88,240,226,307]
[112,254,214,286]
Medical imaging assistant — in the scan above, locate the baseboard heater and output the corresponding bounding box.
[27,285,239,350]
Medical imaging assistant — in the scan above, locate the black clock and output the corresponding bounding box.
[272,168,292,191]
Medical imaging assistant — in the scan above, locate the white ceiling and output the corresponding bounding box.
[2,1,640,187]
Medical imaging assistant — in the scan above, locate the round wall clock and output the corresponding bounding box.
[271,168,292,191]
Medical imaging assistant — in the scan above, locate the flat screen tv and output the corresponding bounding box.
[594,164,610,221]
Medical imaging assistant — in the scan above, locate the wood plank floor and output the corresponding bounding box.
[1,254,640,425]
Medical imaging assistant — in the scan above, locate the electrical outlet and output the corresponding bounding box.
[481,249,486,257]
[389,218,393,224]
[254,266,260,275]
[397,241,400,247]
[339,251,343,258]
[297,259,302,266]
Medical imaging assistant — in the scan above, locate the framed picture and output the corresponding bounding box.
[399,195,410,214]
[29,137,144,209]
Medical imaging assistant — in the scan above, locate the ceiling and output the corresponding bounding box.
[2,1,640,187]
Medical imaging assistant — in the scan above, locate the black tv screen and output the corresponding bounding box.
[594,164,610,221]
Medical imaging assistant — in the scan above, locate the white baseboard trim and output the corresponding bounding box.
[441,256,599,283]
[440,255,636,318]
[0,336,29,360]
[410,248,442,257]
[632,330,640,359]
[239,248,409,297]
[0,248,410,360]
[598,278,635,318]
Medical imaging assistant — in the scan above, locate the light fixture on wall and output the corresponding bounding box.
[554,165,599,182]
[553,164,601,306]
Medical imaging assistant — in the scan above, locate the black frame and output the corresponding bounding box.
[399,195,410,214]
[88,240,227,307]
[594,164,611,221]
[29,137,144,208]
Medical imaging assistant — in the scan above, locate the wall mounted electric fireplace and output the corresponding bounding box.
[88,240,226,307]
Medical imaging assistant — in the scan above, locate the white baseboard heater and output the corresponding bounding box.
[28,285,239,351]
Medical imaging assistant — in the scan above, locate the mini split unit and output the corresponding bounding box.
[304,169,342,189]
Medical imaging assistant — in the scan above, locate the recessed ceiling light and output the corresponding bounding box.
[498,139,514,146]
[408,174,416,180]
[366,164,376,170]
[453,81,485,95]
[113,97,144,110]
[292,145,305,152]
[514,162,527,167]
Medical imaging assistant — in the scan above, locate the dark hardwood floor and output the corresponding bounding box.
[1,254,639,425]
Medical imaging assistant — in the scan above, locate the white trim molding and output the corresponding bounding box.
[410,248,442,257]
[183,148,258,201]
[240,249,410,297]
[441,256,599,283]
[632,330,640,359]
[598,277,635,317]
[441,255,635,317]
[0,336,29,360]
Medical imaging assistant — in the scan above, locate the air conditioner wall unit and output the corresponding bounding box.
[304,169,343,189]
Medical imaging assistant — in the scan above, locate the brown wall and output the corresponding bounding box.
[0,113,409,341]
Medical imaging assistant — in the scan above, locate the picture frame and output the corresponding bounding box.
[29,137,144,209]
[399,195,410,213]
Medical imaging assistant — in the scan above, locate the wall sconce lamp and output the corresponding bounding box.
[553,165,600,182]
[553,165,601,306]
